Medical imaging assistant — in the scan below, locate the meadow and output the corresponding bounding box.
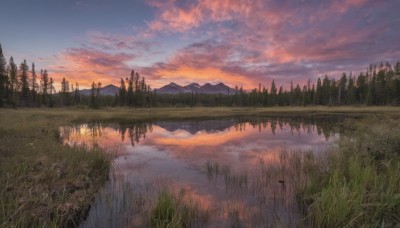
[1,106,400,227]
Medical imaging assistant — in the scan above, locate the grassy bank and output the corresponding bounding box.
[1,106,399,226]
[299,117,400,227]
[0,110,110,227]
[1,106,400,124]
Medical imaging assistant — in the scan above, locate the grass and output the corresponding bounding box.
[80,175,209,228]
[0,110,110,227]
[149,190,208,228]
[1,107,400,226]
[300,117,400,227]
[203,115,400,227]
[207,161,248,192]
[2,106,400,125]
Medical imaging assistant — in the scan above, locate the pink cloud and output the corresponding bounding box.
[48,48,134,89]
[45,0,400,90]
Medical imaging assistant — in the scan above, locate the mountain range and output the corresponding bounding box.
[155,82,237,95]
[77,82,237,96]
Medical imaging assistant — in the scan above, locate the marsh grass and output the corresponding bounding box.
[80,174,210,228]
[149,190,208,228]
[0,110,110,227]
[207,161,248,193]
[205,116,400,227]
[1,108,400,227]
[302,117,400,227]
[204,149,329,227]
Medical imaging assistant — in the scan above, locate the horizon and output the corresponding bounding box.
[1,0,399,90]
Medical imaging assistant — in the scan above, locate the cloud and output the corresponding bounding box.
[140,0,400,88]
[47,0,400,90]
[84,32,156,53]
[48,48,134,88]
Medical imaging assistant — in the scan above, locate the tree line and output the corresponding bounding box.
[0,44,57,107]
[1,43,400,108]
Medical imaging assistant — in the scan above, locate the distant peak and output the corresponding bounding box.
[103,84,117,88]
[169,82,180,86]
[185,83,200,88]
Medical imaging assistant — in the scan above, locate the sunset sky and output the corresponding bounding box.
[1,0,399,89]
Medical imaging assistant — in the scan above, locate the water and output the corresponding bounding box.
[60,116,342,227]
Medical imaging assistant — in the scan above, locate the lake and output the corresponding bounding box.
[60,115,342,227]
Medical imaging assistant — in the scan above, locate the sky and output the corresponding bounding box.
[0,0,399,89]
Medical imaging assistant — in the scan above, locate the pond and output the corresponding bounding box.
[60,115,343,227]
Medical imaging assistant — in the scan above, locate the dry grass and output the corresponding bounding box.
[2,106,400,125]
[0,110,110,227]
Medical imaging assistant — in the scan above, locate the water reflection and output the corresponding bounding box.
[59,116,342,227]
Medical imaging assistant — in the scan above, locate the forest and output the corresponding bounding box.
[1,43,400,108]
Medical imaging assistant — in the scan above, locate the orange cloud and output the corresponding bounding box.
[48,48,133,89]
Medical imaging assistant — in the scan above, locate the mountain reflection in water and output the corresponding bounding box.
[60,116,342,227]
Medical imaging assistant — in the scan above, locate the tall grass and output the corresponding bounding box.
[0,110,110,227]
[205,150,325,227]
[80,174,210,228]
[149,190,208,228]
[302,116,400,227]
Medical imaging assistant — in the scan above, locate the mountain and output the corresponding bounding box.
[156,82,237,95]
[155,82,191,94]
[200,82,236,94]
[156,119,237,134]
[76,82,237,96]
[79,84,119,96]
[183,83,201,93]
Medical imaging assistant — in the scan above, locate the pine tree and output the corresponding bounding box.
[74,82,80,104]
[8,57,17,97]
[31,63,37,105]
[315,78,322,105]
[19,60,29,104]
[90,81,96,107]
[270,80,277,105]
[96,82,102,106]
[347,75,356,104]
[338,73,347,105]
[0,44,7,106]
[49,77,54,107]
[127,70,134,106]
[366,76,375,105]
[395,62,400,76]
[356,72,367,103]
[41,70,49,105]
[60,78,70,106]
[119,78,126,106]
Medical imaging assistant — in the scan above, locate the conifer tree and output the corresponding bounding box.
[0,44,7,106]
[49,77,54,107]
[74,82,80,103]
[270,80,277,105]
[119,78,126,106]
[8,57,17,97]
[31,63,37,104]
[19,60,29,104]
[41,70,49,105]
[127,70,134,106]
[90,81,96,107]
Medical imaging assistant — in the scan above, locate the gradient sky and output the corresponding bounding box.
[1,0,399,89]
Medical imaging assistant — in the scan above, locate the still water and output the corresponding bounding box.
[60,116,342,227]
